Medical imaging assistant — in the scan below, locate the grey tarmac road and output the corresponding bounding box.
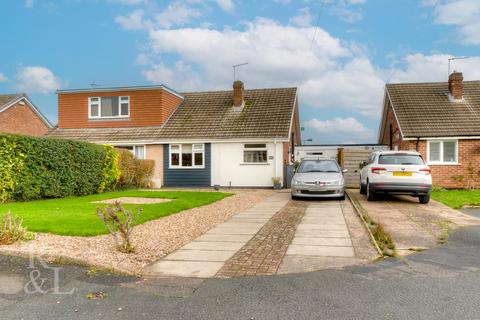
[1,226,480,320]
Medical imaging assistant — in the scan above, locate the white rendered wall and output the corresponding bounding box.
[211,142,284,187]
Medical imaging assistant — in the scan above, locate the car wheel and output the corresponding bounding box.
[419,193,430,204]
[366,181,375,201]
[339,194,346,201]
[359,179,366,195]
[291,195,298,200]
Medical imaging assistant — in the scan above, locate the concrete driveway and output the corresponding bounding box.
[146,191,377,278]
[348,189,480,255]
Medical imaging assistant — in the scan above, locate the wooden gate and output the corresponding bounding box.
[338,149,373,188]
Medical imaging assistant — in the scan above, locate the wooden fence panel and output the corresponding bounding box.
[341,149,373,188]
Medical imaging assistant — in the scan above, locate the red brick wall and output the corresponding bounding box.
[380,98,480,188]
[58,88,182,129]
[0,101,50,136]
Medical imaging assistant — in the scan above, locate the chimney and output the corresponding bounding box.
[233,80,244,108]
[448,72,463,101]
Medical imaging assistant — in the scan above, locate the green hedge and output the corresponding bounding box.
[0,134,120,203]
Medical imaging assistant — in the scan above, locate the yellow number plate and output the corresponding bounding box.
[393,171,412,177]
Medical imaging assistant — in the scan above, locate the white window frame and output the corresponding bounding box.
[426,140,458,165]
[243,143,268,164]
[116,145,146,159]
[88,96,130,119]
[169,143,205,169]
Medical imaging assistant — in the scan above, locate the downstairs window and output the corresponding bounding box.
[169,144,205,168]
[427,140,458,164]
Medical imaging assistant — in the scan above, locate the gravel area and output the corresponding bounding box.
[0,189,274,275]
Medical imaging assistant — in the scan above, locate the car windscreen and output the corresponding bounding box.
[378,154,425,165]
[297,160,340,173]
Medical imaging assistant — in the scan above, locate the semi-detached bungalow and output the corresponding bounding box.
[49,81,301,188]
[378,72,480,188]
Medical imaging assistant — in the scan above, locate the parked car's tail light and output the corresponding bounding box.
[420,168,431,175]
[371,167,387,174]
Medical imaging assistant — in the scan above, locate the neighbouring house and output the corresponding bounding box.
[0,93,53,136]
[49,81,300,188]
[378,72,480,188]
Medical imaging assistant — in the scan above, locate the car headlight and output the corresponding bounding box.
[329,179,344,186]
[292,179,303,186]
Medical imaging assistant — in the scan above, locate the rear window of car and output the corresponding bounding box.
[378,154,425,165]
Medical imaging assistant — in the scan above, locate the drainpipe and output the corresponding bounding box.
[416,137,420,152]
[273,139,277,183]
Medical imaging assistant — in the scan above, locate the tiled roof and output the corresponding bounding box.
[160,88,297,139]
[0,94,22,111]
[386,81,480,138]
[48,87,297,142]
[48,126,164,143]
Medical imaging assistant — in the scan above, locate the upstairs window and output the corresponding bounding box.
[89,96,130,119]
[427,140,458,164]
[243,144,268,163]
[169,144,205,168]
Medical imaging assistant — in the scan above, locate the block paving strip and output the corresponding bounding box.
[215,200,308,278]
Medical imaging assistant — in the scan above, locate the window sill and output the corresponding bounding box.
[240,163,270,166]
[168,166,205,170]
[88,117,130,121]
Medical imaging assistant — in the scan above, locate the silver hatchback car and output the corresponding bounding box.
[291,159,347,200]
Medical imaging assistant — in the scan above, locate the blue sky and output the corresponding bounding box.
[1,0,479,143]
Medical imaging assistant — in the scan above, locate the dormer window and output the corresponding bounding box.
[89,96,130,119]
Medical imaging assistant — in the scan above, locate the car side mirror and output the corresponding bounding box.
[342,169,348,173]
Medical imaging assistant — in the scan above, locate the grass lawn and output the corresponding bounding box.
[431,189,480,209]
[0,190,231,237]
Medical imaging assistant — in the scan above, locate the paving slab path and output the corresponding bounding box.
[278,200,366,274]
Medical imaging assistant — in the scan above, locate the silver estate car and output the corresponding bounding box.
[291,159,347,200]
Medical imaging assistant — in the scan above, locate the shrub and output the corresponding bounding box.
[0,134,120,202]
[116,149,155,189]
[99,145,121,193]
[0,137,25,203]
[96,202,141,253]
[0,211,35,245]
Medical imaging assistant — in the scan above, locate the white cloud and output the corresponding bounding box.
[301,58,385,117]
[320,0,366,23]
[143,61,202,90]
[216,0,234,13]
[24,0,34,8]
[144,18,385,116]
[155,2,202,29]
[290,7,314,27]
[0,73,7,82]
[305,117,375,142]
[387,53,480,83]
[115,9,147,30]
[15,66,61,94]
[426,0,480,45]
[134,15,479,124]
[116,2,202,30]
